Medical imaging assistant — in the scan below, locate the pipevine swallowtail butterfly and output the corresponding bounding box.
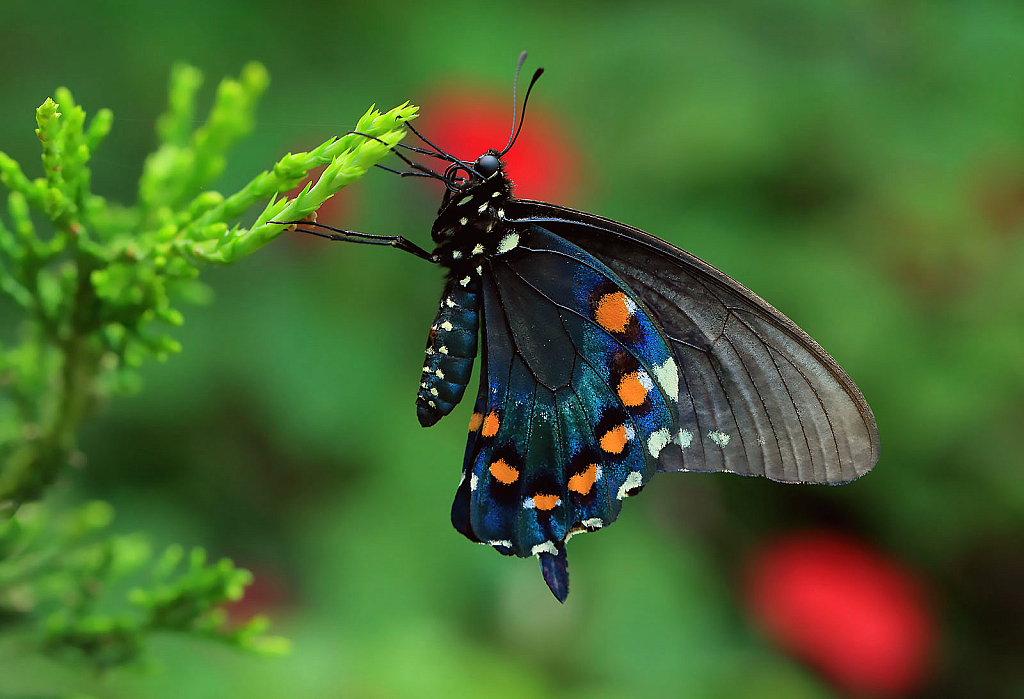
[276,53,879,602]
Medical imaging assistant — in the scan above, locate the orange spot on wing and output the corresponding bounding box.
[595,292,631,333]
[600,425,629,454]
[568,464,599,495]
[489,458,519,484]
[481,411,500,437]
[618,371,648,407]
[468,412,483,432]
[533,494,559,511]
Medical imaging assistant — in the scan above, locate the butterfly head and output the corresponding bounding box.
[473,153,501,179]
[431,150,514,246]
[423,53,543,253]
[439,149,508,191]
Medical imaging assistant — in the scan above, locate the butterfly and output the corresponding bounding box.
[278,54,879,602]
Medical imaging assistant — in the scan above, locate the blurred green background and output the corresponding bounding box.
[3,0,1024,696]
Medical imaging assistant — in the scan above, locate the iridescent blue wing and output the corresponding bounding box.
[450,225,682,601]
[508,200,880,485]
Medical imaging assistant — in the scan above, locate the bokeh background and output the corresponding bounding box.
[3,0,1024,696]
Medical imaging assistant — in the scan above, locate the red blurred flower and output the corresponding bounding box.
[418,84,582,205]
[745,532,935,697]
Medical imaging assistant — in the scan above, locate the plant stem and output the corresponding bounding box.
[0,249,101,512]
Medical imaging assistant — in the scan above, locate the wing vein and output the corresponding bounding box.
[715,323,785,474]
[567,383,613,520]
[734,310,842,481]
[502,260,678,414]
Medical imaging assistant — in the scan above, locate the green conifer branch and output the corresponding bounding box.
[0,63,416,506]
[0,61,415,677]
[0,501,288,674]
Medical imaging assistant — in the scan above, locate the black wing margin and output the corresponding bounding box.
[508,200,880,485]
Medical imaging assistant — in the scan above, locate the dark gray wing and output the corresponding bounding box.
[507,200,879,485]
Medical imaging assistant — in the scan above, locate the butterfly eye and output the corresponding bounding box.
[474,154,500,178]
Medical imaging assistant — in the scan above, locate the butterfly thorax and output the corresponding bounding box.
[430,156,521,272]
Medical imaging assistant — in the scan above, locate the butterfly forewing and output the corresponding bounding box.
[508,200,880,485]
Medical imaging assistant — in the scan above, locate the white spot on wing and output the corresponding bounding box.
[617,471,643,500]
[582,517,604,529]
[708,430,731,447]
[441,321,453,331]
[470,473,478,491]
[459,217,468,226]
[624,424,636,441]
[457,195,473,206]
[445,297,456,307]
[676,429,693,448]
[496,232,519,254]
[459,276,471,286]
[531,541,558,557]
[477,202,489,213]
[439,346,449,354]
[488,539,512,548]
[434,369,445,379]
[647,428,671,458]
[451,250,462,259]
[653,357,680,401]
[471,243,485,255]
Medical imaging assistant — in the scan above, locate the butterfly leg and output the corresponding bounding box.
[344,131,458,188]
[270,220,437,262]
[539,546,569,603]
[374,164,444,180]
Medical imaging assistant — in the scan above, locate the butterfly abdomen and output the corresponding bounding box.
[416,275,480,427]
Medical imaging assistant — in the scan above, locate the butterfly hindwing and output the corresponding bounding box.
[504,227,683,466]
[453,224,682,562]
[509,201,880,484]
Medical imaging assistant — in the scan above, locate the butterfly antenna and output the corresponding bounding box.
[500,55,544,157]
[502,51,529,153]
